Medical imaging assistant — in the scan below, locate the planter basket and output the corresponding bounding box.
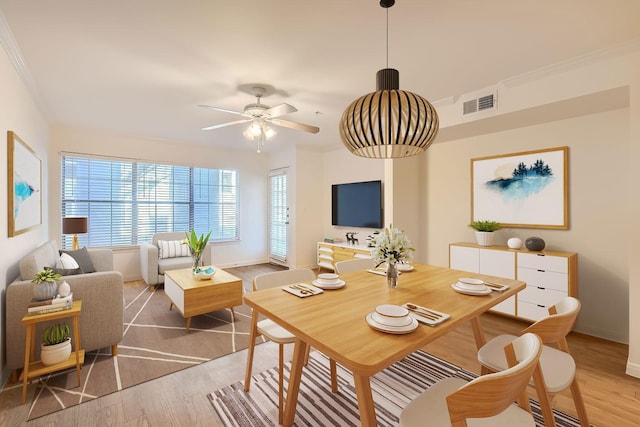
[41,338,72,366]
[475,231,495,247]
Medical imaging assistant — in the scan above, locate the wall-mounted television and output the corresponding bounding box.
[332,180,383,228]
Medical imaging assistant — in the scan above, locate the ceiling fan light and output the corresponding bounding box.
[249,122,262,137]
[263,126,276,139]
[243,128,255,140]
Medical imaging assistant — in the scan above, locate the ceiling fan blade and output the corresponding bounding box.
[197,104,245,116]
[201,119,251,131]
[264,103,297,118]
[270,118,320,134]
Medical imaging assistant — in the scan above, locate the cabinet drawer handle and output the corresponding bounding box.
[537,286,545,290]
[537,304,545,308]
[537,269,545,272]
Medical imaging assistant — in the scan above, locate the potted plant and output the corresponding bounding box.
[469,220,502,246]
[40,323,72,366]
[31,268,62,301]
[184,229,212,272]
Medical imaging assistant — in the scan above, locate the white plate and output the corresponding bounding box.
[455,282,489,292]
[366,312,418,334]
[371,312,413,328]
[457,277,484,286]
[450,283,492,296]
[396,264,414,272]
[312,279,346,289]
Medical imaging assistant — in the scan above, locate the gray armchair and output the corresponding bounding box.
[139,232,212,287]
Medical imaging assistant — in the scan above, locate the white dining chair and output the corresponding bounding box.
[477,296,588,427]
[243,268,337,423]
[334,258,376,274]
[400,333,543,426]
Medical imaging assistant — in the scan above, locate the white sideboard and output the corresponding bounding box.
[449,242,578,322]
[317,242,373,271]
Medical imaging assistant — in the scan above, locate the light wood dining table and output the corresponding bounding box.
[243,263,526,427]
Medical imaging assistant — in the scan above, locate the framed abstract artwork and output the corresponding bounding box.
[8,131,42,236]
[471,147,568,229]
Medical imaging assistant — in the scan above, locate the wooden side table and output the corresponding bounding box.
[19,300,85,404]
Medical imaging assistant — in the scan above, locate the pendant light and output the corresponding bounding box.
[339,0,439,158]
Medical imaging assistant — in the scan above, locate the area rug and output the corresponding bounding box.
[209,350,586,427]
[6,285,253,420]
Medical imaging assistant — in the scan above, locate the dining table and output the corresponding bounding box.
[243,263,526,427]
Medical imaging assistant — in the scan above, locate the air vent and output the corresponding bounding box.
[462,92,497,115]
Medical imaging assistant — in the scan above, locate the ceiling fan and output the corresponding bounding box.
[199,86,319,152]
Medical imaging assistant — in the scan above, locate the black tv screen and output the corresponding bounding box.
[332,180,383,228]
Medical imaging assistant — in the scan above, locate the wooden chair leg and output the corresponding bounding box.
[111,344,118,356]
[570,378,590,427]
[278,343,284,424]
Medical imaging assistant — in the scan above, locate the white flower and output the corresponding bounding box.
[371,224,414,266]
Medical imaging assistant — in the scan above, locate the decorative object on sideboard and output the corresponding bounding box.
[525,237,546,251]
[184,229,212,272]
[57,280,71,297]
[507,237,523,249]
[345,232,359,245]
[371,225,414,288]
[40,322,72,366]
[338,0,438,159]
[62,216,88,250]
[469,220,502,247]
[31,268,62,301]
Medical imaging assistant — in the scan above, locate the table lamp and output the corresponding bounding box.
[62,217,88,250]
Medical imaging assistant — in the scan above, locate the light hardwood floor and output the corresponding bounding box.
[3,264,639,426]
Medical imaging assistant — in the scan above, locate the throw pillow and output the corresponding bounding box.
[59,247,97,273]
[158,240,190,259]
[53,253,82,276]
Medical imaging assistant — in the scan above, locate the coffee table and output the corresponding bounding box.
[164,267,243,333]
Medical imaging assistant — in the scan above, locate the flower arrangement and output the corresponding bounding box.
[371,224,414,267]
[184,229,212,271]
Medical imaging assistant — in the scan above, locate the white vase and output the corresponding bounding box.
[57,281,71,297]
[41,338,72,366]
[507,237,523,249]
[475,231,494,247]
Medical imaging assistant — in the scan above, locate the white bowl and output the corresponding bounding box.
[374,304,410,326]
[317,273,340,284]
[456,277,486,290]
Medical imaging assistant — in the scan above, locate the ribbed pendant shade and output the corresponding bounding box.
[339,68,439,158]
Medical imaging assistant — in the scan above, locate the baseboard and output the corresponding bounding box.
[626,359,640,378]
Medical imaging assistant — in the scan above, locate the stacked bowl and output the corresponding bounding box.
[366,304,418,334]
[451,277,491,295]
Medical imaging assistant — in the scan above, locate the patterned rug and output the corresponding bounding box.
[209,350,586,427]
[3,285,253,420]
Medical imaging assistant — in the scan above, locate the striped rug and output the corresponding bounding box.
[209,350,585,426]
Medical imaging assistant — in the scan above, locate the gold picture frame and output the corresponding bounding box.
[8,131,42,236]
[471,147,568,229]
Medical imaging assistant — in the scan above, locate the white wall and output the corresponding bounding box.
[49,126,270,280]
[0,45,50,380]
[423,108,630,342]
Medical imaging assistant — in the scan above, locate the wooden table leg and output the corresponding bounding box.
[72,314,82,386]
[282,338,309,427]
[186,317,192,333]
[470,316,487,349]
[244,310,259,392]
[230,307,236,321]
[21,325,33,404]
[353,373,377,426]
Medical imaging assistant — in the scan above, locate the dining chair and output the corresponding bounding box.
[334,258,376,274]
[477,296,588,427]
[243,268,338,423]
[400,333,543,426]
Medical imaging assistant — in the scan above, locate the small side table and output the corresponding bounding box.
[19,300,85,404]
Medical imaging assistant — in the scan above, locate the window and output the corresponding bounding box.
[61,154,238,248]
[269,169,288,265]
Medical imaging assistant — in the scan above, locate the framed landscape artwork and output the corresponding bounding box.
[471,147,568,229]
[7,131,42,236]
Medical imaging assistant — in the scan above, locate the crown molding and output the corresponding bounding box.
[0,8,49,120]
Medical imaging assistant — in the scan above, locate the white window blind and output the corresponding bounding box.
[61,154,238,248]
[269,170,288,264]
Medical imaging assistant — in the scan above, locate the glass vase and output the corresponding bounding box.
[192,254,202,273]
[386,263,398,289]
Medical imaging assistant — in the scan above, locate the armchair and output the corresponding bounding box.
[139,232,212,287]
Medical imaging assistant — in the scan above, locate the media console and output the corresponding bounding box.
[317,242,374,271]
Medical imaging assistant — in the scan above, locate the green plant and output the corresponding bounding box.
[42,323,71,346]
[31,268,62,285]
[184,229,212,270]
[469,220,502,232]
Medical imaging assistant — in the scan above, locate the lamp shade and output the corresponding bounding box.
[62,217,88,234]
[339,68,439,158]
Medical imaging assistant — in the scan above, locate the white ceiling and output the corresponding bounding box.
[1,0,639,154]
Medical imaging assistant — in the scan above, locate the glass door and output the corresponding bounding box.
[269,168,288,265]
